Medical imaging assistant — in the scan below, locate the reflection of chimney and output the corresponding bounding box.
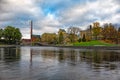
[30,20,33,45]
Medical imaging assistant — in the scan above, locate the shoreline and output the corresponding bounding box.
[0,45,19,48]
[0,45,120,50]
[53,46,120,50]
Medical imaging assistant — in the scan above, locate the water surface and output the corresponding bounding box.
[0,46,120,80]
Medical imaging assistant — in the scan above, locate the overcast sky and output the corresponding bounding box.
[0,0,120,39]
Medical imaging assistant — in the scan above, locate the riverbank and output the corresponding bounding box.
[54,45,120,50]
[0,45,19,48]
[0,44,119,50]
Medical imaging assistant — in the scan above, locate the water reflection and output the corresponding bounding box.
[0,47,20,62]
[80,50,120,70]
[31,48,79,64]
[30,48,120,70]
[80,50,120,62]
[0,47,120,80]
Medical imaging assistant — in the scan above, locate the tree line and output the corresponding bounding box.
[1,22,120,45]
[0,26,22,44]
[39,22,120,44]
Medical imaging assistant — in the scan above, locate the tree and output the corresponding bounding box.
[58,29,66,44]
[41,33,57,44]
[67,27,80,43]
[101,23,117,43]
[101,23,109,40]
[0,29,3,39]
[118,27,120,38]
[118,27,120,44]
[92,22,101,40]
[13,28,22,43]
[4,26,22,44]
[118,27,120,32]
[108,23,117,40]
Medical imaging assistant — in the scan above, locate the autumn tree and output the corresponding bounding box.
[101,23,117,42]
[58,29,66,44]
[117,27,120,44]
[92,22,101,40]
[118,27,120,38]
[41,33,57,44]
[101,23,109,40]
[118,27,120,32]
[67,27,80,43]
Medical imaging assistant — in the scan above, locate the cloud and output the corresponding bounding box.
[58,0,120,27]
[0,0,120,38]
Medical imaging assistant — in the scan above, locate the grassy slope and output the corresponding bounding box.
[73,40,117,46]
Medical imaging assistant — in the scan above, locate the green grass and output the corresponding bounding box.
[73,40,117,46]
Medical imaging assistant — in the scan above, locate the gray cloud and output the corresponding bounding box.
[0,0,120,38]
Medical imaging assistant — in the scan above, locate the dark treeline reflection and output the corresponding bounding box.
[0,47,20,62]
[32,48,79,63]
[80,50,120,70]
[80,50,120,63]
[31,48,120,70]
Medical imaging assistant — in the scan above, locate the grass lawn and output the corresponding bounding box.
[73,40,117,46]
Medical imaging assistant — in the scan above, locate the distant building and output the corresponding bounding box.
[21,35,40,45]
[80,25,92,41]
[21,39,31,45]
[31,35,41,43]
[80,22,102,41]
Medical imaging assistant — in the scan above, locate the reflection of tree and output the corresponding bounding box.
[81,51,120,63]
[30,48,120,70]
[69,50,76,62]
[58,49,77,63]
[37,49,78,63]
[0,47,20,62]
[39,49,56,60]
[58,49,64,62]
[80,50,120,70]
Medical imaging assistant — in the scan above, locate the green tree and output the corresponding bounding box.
[4,26,22,44]
[0,29,3,39]
[13,28,22,43]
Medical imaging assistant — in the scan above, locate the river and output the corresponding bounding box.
[0,46,120,80]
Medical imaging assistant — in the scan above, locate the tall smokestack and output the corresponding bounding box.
[30,20,33,45]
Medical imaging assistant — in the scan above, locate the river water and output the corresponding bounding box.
[0,46,120,80]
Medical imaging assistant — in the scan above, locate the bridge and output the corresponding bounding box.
[33,42,49,46]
